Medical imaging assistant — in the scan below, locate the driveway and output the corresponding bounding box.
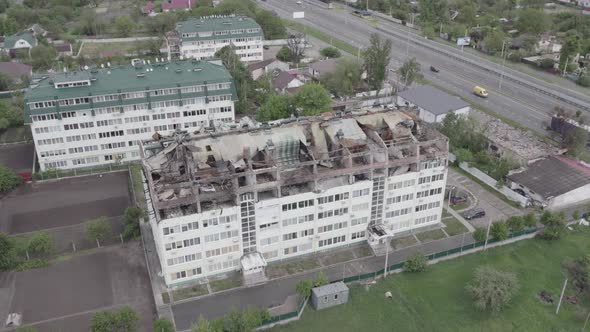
[447,168,522,228]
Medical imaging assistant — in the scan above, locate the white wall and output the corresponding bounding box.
[548,183,590,210]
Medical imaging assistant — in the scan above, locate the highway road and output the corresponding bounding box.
[259,0,590,134]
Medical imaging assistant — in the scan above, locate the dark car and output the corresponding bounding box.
[463,208,485,220]
[430,66,440,73]
[263,45,270,50]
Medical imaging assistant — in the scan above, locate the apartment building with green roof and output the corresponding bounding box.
[25,58,237,171]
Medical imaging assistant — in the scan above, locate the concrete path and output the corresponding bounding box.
[445,204,476,232]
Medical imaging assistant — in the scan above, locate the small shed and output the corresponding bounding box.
[310,282,349,310]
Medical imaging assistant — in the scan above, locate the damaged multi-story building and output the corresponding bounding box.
[141,109,449,286]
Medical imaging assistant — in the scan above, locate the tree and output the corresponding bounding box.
[539,211,566,240]
[397,57,423,87]
[313,272,328,287]
[86,217,113,243]
[153,318,175,332]
[363,33,392,91]
[454,148,474,164]
[255,10,286,40]
[287,33,306,64]
[256,94,291,122]
[146,13,177,35]
[30,45,57,70]
[113,16,135,37]
[516,9,551,34]
[295,279,313,298]
[403,252,428,272]
[320,47,341,58]
[293,82,331,116]
[322,58,362,97]
[563,127,588,157]
[215,45,254,114]
[490,221,508,241]
[506,216,524,233]
[473,227,487,242]
[123,206,144,240]
[91,307,139,332]
[466,266,519,312]
[78,9,106,36]
[418,0,449,25]
[0,233,17,270]
[0,73,14,91]
[276,46,291,62]
[523,212,537,228]
[572,210,580,221]
[559,33,581,72]
[539,58,555,70]
[27,231,52,255]
[0,165,21,193]
[484,30,506,55]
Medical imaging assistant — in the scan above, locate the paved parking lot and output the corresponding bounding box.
[0,172,130,234]
[0,143,34,173]
[0,243,155,331]
[447,168,522,228]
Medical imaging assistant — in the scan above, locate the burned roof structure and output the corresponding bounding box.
[141,109,449,221]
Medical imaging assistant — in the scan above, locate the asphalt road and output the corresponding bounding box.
[260,0,590,134]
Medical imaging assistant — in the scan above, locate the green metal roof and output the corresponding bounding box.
[3,32,37,50]
[25,59,234,102]
[176,16,261,37]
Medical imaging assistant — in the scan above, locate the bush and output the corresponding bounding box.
[15,259,49,271]
[506,216,524,233]
[523,212,537,228]
[0,165,22,193]
[91,307,139,332]
[403,252,428,272]
[320,47,341,58]
[123,207,144,240]
[491,221,509,241]
[27,231,53,255]
[0,233,17,270]
[473,227,487,242]
[295,279,313,298]
[539,211,566,240]
[539,58,555,69]
[466,266,519,312]
[276,46,291,62]
[313,272,328,287]
[153,318,174,332]
[577,74,590,87]
[86,217,113,243]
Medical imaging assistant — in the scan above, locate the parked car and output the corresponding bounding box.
[450,195,467,205]
[463,208,485,220]
[430,66,440,73]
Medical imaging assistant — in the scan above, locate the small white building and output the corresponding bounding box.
[248,59,289,80]
[396,85,470,123]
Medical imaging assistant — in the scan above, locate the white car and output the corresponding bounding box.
[297,1,302,4]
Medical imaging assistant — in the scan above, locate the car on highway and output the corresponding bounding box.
[473,86,489,98]
[297,0,302,4]
[430,66,439,73]
[463,208,486,220]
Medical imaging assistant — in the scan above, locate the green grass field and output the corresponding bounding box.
[271,229,590,332]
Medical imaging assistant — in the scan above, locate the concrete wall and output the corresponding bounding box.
[548,183,590,210]
[311,289,349,310]
[451,154,529,207]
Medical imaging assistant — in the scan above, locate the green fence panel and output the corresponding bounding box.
[434,251,447,259]
[448,247,461,255]
[359,272,374,280]
[344,275,359,283]
[474,241,485,248]
[389,262,404,270]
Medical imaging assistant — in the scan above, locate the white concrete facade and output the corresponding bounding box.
[180,37,264,62]
[147,160,447,286]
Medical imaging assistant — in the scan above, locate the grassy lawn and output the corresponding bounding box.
[283,20,358,55]
[210,277,242,293]
[79,41,137,57]
[353,245,373,258]
[321,251,354,266]
[271,229,590,332]
[171,284,208,301]
[451,202,470,211]
[442,216,469,236]
[0,127,32,144]
[390,235,418,249]
[415,229,447,243]
[129,164,147,210]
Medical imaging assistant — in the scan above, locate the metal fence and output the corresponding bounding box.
[32,163,131,181]
[259,227,538,327]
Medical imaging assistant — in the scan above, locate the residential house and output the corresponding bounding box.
[3,32,37,57]
[309,58,338,79]
[273,71,303,94]
[396,85,470,123]
[248,58,289,80]
[54,43,73,57]
[142,1,155,15]
[161,0,195,12]
[0,62,32,84]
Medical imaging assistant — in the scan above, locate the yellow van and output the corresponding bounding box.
[473,86,488,98]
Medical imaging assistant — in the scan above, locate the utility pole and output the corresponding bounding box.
[556,277,568,314]
[483,218,492,250]
[499,41,507,91]
[383,236,391,279]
